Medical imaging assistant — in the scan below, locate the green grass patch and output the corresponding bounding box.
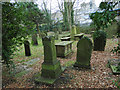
[64,60,75,67]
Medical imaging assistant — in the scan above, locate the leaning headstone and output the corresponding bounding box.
[71,25,77,40]
[24,40,31,56]
[35,36,63,84]
[74,37,93,69]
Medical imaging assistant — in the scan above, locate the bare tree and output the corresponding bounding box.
[57,0,76,31]
[41,0,53,31]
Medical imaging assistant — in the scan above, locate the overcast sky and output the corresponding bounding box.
[36,0,102,13]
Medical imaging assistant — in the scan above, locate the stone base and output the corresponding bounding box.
[35,77,56,84]
[74,62,91,69]
[35,67,66,84]
[41,60,62,78]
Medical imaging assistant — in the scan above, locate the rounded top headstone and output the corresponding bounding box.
[77,36,92,47]
[42,36,55,41]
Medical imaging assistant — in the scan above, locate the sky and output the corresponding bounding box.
[10,0,103,13]
[36,0,102,13]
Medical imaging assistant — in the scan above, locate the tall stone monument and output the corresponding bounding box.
[35,36,63,84]
[74,36,93,69]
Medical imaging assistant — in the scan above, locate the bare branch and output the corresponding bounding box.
[72,0,76,8]
[57,0,64,13]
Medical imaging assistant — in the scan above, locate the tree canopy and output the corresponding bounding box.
[90,2,118,30]
[2,2,45,66]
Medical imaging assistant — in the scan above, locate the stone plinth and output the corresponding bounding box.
[35,36,64,84]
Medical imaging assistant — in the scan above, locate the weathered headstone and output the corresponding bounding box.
[32,34,38,45]
[74,37,93,69]
[76,26,80,34]
[35,36,63,84]
[24,40,31,56]
[71,25,77,40]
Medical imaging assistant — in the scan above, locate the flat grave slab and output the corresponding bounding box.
[60,37,71,41]
[74,33,84,40]
[62,33,70,38]
[24,58,40,66]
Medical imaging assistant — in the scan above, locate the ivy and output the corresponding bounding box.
[111,44,120,55]
[90,2,118,30]
[2,2,45,66]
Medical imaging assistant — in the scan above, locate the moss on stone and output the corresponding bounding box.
[74,36,92,69]
[36,36,63,84]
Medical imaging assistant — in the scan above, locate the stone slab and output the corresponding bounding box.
[61,37,71,41]
[24,58,40,66]
[15,68,32,78]
[61,37,71,39]
[55,41,73,46]
[74,33,84,37]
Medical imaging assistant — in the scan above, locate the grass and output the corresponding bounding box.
[13,32,71,63]
[64,60,75,67]
[13,38,44,62]
[13,30,118,63]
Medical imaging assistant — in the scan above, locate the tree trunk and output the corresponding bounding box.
[32,33,38,45]
[36,23,41,38]
[118,37,120,59]
[67,1,72,38]
[24,40,31,56]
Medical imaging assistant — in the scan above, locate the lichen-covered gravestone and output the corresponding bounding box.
[76,26,80,34]
[74,37,93,69]
[71,25,77,40]
[35,36,63,84]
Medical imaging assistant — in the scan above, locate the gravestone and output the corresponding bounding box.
[71,25,77,40]
[32,34,38,45]
[74,36,93,69]
[76,26,80,34]
[24,40,31,56]
[35,36,63,84]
